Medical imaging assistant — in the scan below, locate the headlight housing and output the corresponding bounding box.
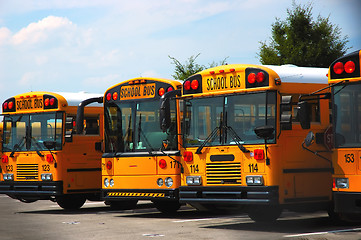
[3,173,14,181]
[246,175,264,186]
[104,178,109,188]
[109,179,114,187]
[157,178,164,187]
[165,177,173,187]
[335,178,349,189]
[186,176,202,186]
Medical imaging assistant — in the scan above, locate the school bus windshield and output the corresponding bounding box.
[105,98,178,153]
[2,112,63,152]
[183,91,276,147]
[333,83,361,148]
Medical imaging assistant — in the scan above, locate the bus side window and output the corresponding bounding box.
[84,117,99,135]
[284,94,321,124]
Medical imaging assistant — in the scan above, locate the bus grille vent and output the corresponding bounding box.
[206,162,241,185]
[17,164,38,180]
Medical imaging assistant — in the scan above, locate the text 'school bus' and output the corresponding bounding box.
[161,64,332,222]
[0,91,103,210]
[322,50,361,221]
[101,78,182,213]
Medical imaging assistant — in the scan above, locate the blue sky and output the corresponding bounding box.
[0,0,360,105]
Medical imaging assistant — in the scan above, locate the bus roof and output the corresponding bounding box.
[54,92,103,107]
[264,65,328,84]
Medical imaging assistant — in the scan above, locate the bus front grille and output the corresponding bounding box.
[17,164,39,180]
[206,162,241,185]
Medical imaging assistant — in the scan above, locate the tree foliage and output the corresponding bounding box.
[258,1,349,67]
[169,54,228,81]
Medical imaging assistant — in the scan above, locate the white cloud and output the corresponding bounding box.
[83,74,122,90]
[18,71,43,86]
[12,16,74,45]
[0,27,11,44]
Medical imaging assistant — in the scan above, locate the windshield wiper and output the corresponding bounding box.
[30,137,45,157]
[224,125,249,153]
[138,114,155,154]
[195,126,221,154]
[10,137,26,157]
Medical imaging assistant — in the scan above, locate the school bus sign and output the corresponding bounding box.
[119,83,155,100]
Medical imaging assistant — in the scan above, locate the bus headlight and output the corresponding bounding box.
[186,176,202,186]
[104,178,109,188]
[246,175,264,186]
[165,177,173,187]
[335,178,349,189]
[41,173,53,181]
[157,178,163,187]
[3,173,14,181]
[109,179,114,187]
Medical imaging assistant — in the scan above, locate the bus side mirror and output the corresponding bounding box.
[159,89,181,132]
[297,101,311,129]
[43,141,56,149]
[160,97,171,132]
[254,125,275,140]
[303,131,314,147]
[65,117,73,142]
[280,96,292,130]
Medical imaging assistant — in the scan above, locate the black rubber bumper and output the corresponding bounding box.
[333,191,361,214]
[102,188,179,201]
[0,181,63,196]
[179,186,279,205]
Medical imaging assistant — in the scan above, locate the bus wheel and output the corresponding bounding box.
[247,205,282,222]
[153,200,181,214]
[109,200,138,210]
[17,198,38,203]
[56,195,86,210]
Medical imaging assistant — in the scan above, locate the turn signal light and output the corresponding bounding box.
[248,73,256,84]
[159,159,167,169]
[333,61,344,74]
[1,155,9,163]
[254,149,264,160]
[191,80,199,90]
[184,80,191,91]
[46,154,54,163]
[344,61,356,73]
[112,92,118,101]
[106,161,112,170]
[106,93,111,101]
[158,87,165,96]
[183,151,193,162]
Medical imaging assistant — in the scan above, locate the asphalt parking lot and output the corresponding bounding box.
[1,195,361,240]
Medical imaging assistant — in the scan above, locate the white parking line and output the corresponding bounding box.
[173,218,217,223]
[284,227,361,238]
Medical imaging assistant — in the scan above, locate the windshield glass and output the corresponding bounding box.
[183,91,276,147]
[104,99,178,153]
[333,83,361,148]
[3,112,63,152]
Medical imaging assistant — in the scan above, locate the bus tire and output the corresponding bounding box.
[109,200,138,210]
[153,200,181,214]
[56,194,86,210]
[247,205,282,222]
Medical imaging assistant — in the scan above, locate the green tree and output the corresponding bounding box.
[169,54,228,81]
[258,1,349,67]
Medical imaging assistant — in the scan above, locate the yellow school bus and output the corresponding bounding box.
[327,50,361,220]
[0,91,103,209]
[165,64,332,222]
[101,77,182,213]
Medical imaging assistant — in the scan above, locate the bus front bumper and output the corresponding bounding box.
[179,186,279,205]
[333,191,361,214]
[102,188,179,201]
[0,181,63,197]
